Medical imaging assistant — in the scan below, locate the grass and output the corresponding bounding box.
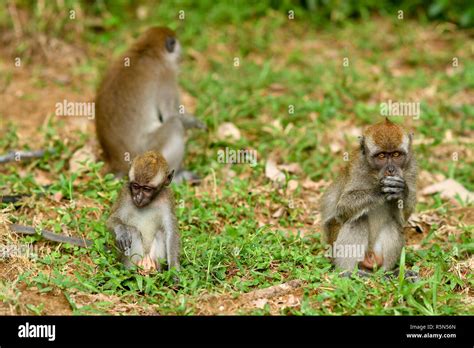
[0,2,473,315]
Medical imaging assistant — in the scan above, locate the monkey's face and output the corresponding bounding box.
[362,119,412,179]
[128,169,174,208]
[130,182,157,208]
[369,150,406,179]
[164,36,181,67]
[130,182,159,208]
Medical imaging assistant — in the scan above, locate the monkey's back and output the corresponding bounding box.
[95,54,178,174]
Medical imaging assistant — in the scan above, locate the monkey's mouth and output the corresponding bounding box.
[133,199,148,208]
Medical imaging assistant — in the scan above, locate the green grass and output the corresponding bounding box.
[0,3,473,315]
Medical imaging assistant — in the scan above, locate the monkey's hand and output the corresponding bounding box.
[380,176,406,202]
[177,114,207,130]
[114,225,135,253]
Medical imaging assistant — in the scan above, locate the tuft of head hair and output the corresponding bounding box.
[129,151,169,185]
[363,118,408,152]
[131,26,177,57]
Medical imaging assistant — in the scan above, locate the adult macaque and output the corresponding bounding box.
[321,118,417,277]
[95,26,205,182]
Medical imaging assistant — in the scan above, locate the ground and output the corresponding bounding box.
[0,6,473,315]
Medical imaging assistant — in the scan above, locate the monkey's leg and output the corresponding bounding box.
[333,218,369,271]
[372,222,404,271]
[151,117,201,184]
[151,117,185,173]
[148,233,166,272]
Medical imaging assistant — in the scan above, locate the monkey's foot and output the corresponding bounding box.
[174,170,201,185]
[137,255,157,275]
[387,269,419,283]
[339,270,372,278]
[358,251,384,271]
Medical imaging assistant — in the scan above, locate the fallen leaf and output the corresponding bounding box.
[278,163,301,174]
[34,170,53,186]
[421,179,474,203]
[265,157,285,184]
[302,178,326,191]
[253,298,268,309]
[69,144,96,173]
[287,179,299,194]
[217,122,241,141]
[272,207,285,218]
[53,192,63,202]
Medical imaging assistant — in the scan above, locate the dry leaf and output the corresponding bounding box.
[217,122,241,141]
[421,179,474,203]
[287,179,299,193]
[265,157,285,184]
[53,192,63,202]
[253,298,268,309]
[272,207,285,218]
[278,163,301,174]
[69,145,96,173]
[302,178,326,191]
[34,170,53,186]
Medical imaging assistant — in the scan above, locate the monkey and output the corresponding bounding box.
[320,118,417,278]
[95,26,205,182]
[106,150,180,273]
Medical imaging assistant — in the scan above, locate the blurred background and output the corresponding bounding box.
[0,1,472,315]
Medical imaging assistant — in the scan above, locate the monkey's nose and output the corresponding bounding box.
[135,192,143,205]
[385,165,396,176]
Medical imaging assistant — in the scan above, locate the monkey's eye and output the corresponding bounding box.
[131,183,140,190]
[377,153,385,159]
[392,152,400,157]
[165,37,176,53]
[142,187,154,193]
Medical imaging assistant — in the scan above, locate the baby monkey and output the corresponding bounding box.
[107,151,180,273]
[321,118,417,277]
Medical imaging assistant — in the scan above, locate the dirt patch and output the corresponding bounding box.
[196,279,305,315]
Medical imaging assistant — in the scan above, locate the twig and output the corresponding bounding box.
[9,223,93,248]
[0,149,51,164]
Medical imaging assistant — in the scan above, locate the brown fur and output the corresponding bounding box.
[132,151,169,184]
[131,27,176,58]
[95,26,179,174]
[364,118,404,150]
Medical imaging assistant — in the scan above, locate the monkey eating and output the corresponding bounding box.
[95,26,205,182]
[107,151,180,274]
[321,118,417,278]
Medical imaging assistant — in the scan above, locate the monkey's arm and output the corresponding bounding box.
[106,216,135,252]
[335,188,384,224]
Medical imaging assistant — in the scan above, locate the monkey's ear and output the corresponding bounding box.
[165,170,175,186]
[358,136,366,154]
[165,37,176,53]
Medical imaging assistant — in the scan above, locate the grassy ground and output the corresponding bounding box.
[0,3,473,315]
